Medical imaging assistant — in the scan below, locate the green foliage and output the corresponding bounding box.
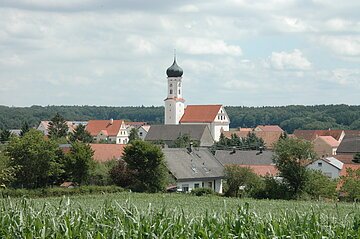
[69,124,92,143]
[122,140,167,192]
[6,129,64,188]
[110,160,136,188]
[224,165,263,197]
[305,170,338,200]
[65,142,94,184]
[254,176,291,200]
[128,127,140,143]
[214,132,264,150]
[20,122,30,137]
[87,160,117,186]
[48,113,69,139]
[341,168,360,201]
[0,129,11,143]
[190,187,214,196]
[273,138,316,197]
[172,133,199,148]
[353,153,360,163]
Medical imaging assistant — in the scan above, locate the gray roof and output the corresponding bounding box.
[215,150,274,166]
[337,135,360,153]
[145,124,211,141]
[163,148,224,181]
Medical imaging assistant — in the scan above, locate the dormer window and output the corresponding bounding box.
[170,89,173,94]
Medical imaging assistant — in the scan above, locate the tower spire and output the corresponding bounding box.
[174,49,177,62]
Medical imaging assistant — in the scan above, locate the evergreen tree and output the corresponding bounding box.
[0,130,11,143]
[20,122,30,137]
[353,153,360,164]
[48,113,69,139]
[70,124,92,143]
[128,127,140,144]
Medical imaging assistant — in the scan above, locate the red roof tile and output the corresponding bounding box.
[340,164,360,177]
[238,165,278,176]
[294,130,344,141]
[86,120,123,137]
[90,144,126,162]
[318,136,340,147]
[256,125,284,132]
[223,130,282,149]
[180,105,222,123]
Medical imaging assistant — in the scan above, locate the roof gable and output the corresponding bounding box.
[317,136,340,147]
[86,120,123,137]
[90,144,125,162]
[145,124,212,141]
[180,105,223,123]
[255,125,284,132]
[163,148,224,180]
[294,130,344,141]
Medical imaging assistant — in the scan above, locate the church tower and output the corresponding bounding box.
[164,55,185,125]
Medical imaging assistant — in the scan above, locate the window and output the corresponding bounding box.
[139,132,143,136]
[170,89,173,94]
[170,84,172,87]
[194,183,200,188]
[207,181,212,189]
[178,89,181,94]
[182,184,189,192]
[318,162,322,167]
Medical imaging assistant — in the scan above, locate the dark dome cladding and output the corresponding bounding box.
[166,59,183,77]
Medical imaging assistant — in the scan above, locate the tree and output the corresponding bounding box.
[305,170,337,200]
[122,140,168,192]
[69,124,93,143]
[244,132,265,150]
[273,137,316,197]
[172,133,199,148]
[128,127,140,143]
[0,130,11,143]
[224,165,263,197]
[65,142,94,184]
[110,160,136,188]
[48,113,69,139]
[340,168,360,201]
[6,129,64,188]
[353,153,360,164]
[20,122,30,137]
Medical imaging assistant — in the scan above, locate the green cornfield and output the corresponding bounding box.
[0,192,359,238]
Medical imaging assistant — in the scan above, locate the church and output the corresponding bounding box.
[164,56,230,141]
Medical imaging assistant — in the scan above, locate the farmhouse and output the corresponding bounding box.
[163,147,224,193]
[306,157,344,179]
[86,119,128,144]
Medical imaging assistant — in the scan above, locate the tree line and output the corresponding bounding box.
[0,104,360,133]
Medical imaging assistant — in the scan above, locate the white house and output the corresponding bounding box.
[163,147,224,193]
[138,125,151,140]
[86,119,128,144]
[306,157,344,179]
[163,56,230,141]
[37,121,87,136]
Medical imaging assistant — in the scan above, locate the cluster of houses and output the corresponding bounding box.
[19,57,360,193]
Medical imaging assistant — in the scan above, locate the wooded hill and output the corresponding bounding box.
[0,104,359,133]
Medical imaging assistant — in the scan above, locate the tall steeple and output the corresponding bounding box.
[164,52,185,125]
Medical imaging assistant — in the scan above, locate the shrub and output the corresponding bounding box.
[190,187,214,196]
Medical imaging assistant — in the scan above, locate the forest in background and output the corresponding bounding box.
[0,104,359,133]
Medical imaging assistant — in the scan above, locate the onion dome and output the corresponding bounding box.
[166,57,183,77]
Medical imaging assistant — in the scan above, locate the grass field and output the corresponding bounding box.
[1,192,360,238]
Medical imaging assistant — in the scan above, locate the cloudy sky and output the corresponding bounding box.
[0,0,359,107]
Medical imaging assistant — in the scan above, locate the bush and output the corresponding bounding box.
[0,185,124,198]
[254,176,291,200]
[190,187,214,196]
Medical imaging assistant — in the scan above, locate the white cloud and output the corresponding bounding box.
[126,35,155,55]
[319,36,360,57]
[269,49,311,70]
[272,16,314,33]
[178,4,199,13]
[325,18,360,32]
[176,38,242,56]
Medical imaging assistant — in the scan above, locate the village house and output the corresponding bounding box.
[137,125,151,140]
[313,136,340,157]
[86,119,128,144]
[254,125,284,132]
[37,121,87,136]
[145,124,214,147]
[306,157,344,179]
[163,56,230,141]
[163,146,224,193]
[293,129,345,142]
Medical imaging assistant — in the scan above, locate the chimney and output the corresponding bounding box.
[187,142,193,153]
[109,118,114,125]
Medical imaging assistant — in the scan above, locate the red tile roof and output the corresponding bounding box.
[318,136,340,147]
[293,130,344,141]
[180,105,222,123]
[223,130,282,149]
[256,125,284,132]
[238,165,278,176]
[86,120,123,137]
[90,144,126,163]
[339,164,360,177]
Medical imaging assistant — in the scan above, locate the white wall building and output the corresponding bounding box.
[306,157,344,179]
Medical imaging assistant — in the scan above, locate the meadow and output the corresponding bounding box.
[0,192,359,238]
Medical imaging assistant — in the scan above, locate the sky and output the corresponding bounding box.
[0,0,359,107]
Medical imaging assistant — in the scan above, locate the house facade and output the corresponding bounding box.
[306,157,344,179]
[163,147,224,193]
[313,136,339,157]
[86,119,128,144]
